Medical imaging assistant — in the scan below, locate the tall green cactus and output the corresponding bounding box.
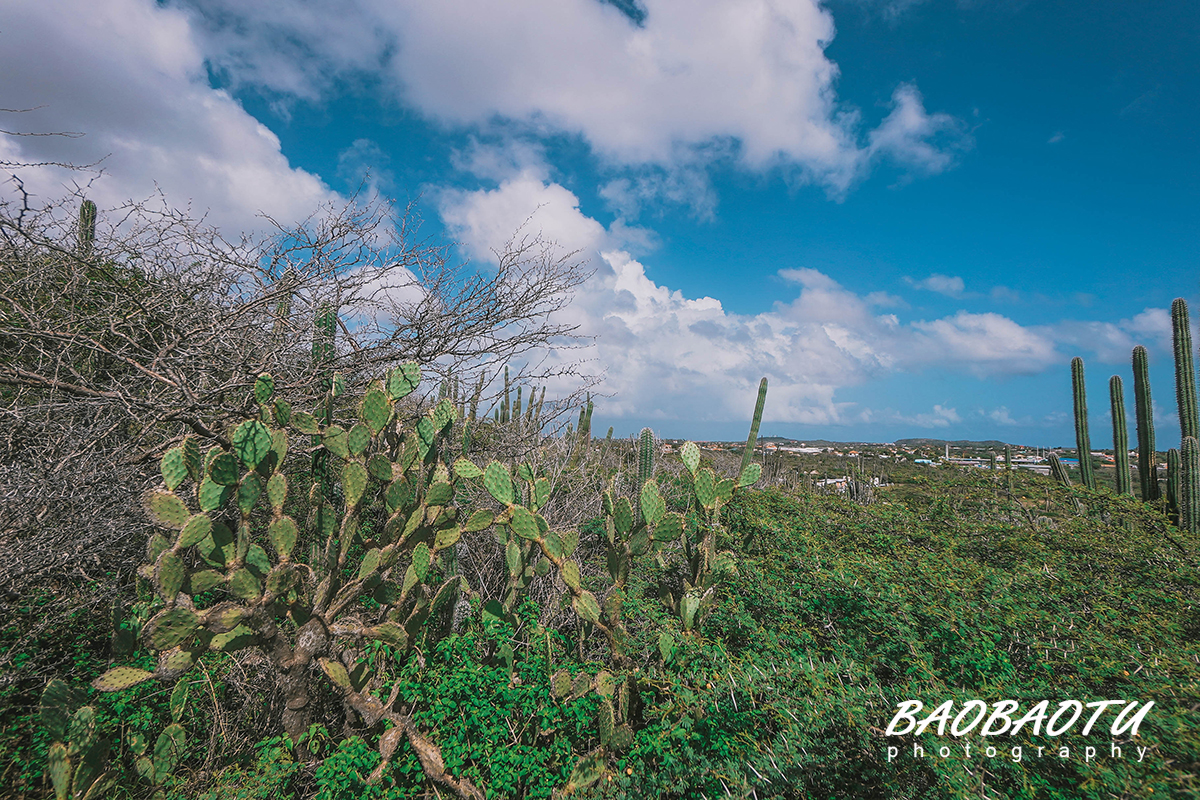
[1182,437,1199,535]
[1110,375,1132,496]
[1004,444,1012,472]
[1049,452,1072,486]
[1172,298,1199,442]
[1071,357,1096,489]
[1133,345,1160,500]
[502,366,511,424]
[638,427,654,492]
[78,199,96,257]
[740,377,768,478]
[1167,448,1181,523]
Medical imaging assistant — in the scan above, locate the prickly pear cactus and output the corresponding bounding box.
[40,680,113,800]
[97,364,493,799]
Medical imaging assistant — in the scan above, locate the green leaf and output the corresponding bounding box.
[425,481,453,506]
[640,479,665,525]
[266,473,287,511]
[651,512,683,542]
[272,399,292,427]
[506,541,522,578]
[681,441,700,475]
[613,497,633,535]
[694,468,716,508]
[560,559,581,590]
[237,474,263,514]
[188,569,223,594]
[246,544,271,578]
[232,420,273,469]
[181,436,202,482]
[433,398,457,431]
[367,454,393,481]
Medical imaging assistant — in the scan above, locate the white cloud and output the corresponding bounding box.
[438,173,1065,424]
[0,0,339,232]
[171,0,968,197]
[906,273,966,297]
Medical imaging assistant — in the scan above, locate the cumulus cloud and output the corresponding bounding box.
[0,0,340,232]
[169,0,968,199]
[438,173,1065,424]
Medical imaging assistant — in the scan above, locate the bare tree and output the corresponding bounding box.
[0,184,595,629]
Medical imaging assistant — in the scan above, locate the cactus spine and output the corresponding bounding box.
[1071,357,1096,489]
[1172,298,1199,442]
[78,199,96,257]
[1182,437,1200,535]
[1132,345,1160,500]
[740,377,768,477]
[1110,375,1132,495]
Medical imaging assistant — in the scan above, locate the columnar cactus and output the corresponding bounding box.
[1004,444,1012,472]
[77,199,96,257]
[1110,375,1132,496]
[739,377,768,477]
[989,452,997,471]
[1182,437,1199,535]
[1049,452,1072,487]
[1133,345,1160,500]
[1167,448,1181,522]
[1071,357,1096,489]
[1172,298,1199,442]
[637,427,654,492]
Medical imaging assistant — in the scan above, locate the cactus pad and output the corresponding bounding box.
[188,569,223,594]
[412,542,432,581]
[453,458,483,478]
[146,490,190,530]
[291,411,320,434]
[598,697,615,744]
[342,462,368,508]
[465,509,495,532]
[208,453,240,486]
[347,423,371,456]
[266,473,287,511]
[565,750,605,791]
[92,666,154,693]
[551,669,572,698]
[360,385,391,434]
[426,481,453,506]
[145,607,200,650]
[228,569,262,601]
[155,551,185,600]
[198,477,233,512]
[40,680,84,739]
[237,474,263,514]
[323,426,349,459]
[639,480,665,526]
[612,497,633,535]
[511,506,539,540]
[737,462,762,488]
[161,447,188,490]
[680,441,700,475]
[560,560,581,590]
[232,419,273,469]
[506,541,522,578]
[320,658,352,690]
[483,461,513,505]
[367,454,393,481]
[573,591,601,624]
[177,514,212,549]
[387,363,421,399]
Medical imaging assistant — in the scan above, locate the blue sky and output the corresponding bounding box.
[3,0,1197,446]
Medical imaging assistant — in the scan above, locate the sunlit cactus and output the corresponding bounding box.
[740,377,768,477]
[1182,437,1199,535]
[1071,357,1096,489]
[1110,375,1132,496]
[1172,298,1198,442]
[1133,345,1160,500]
